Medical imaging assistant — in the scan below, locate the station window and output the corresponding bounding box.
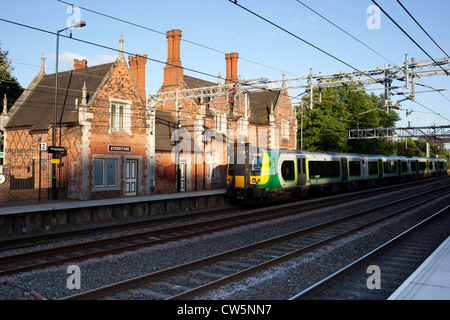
[110,104,124,130]
[281,160,295,182]
[110,98,131,134]
[281,119,289,140]
[93,159,117,187]
[215,113,226,133]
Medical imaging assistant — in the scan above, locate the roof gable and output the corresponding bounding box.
[6,62,115,130]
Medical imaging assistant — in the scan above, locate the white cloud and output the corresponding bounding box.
[59,52,87,69]
[59,52,116,69]
[90,54,116,66]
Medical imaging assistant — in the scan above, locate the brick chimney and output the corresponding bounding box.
[163,29,183,87]
[129,54,147,98]
[225,53,239,84]
[74,59,88,70]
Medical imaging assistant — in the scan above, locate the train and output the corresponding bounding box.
[226,143,448,203]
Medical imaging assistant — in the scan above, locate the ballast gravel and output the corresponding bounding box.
[1,178,448,300]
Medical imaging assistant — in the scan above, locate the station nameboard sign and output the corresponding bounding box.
[48,146,66,154]
[108,145,131,152]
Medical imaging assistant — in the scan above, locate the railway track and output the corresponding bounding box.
[1,175,445,250]
[290,204,450,300]
[59,183,450,300]
[1,178,447,278]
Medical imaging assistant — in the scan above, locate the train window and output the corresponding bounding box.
[419,162,427,171]
[349,161,361,176]
[368,161,378,175]
[402,161,408,173]
[439,162,444,170]
[383,161,397,174]
[251,155,262,175]
[411,161,417,172]
[281,160,295,182]
[309,161,340,179]
[228,164,233,176]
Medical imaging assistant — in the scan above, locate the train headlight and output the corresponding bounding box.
[252,178,256,183]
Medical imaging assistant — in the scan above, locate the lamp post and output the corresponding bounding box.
[53,20,86,200]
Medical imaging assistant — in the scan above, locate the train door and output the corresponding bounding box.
[341,157,348,181]
[378,160,383,177]
[297,156,306,186]
[233,143,249,189]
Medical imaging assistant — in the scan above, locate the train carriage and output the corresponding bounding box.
[226,143,448,203]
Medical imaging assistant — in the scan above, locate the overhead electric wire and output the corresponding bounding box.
[371,0,449,76]
[294,0,450,108]
[294,0,396,65]
[56,0,298,77]
[370,0,450,121]
[0,16,303,106]
[228,0,449,124]
[226,0,371,78]
[0,17,220,83]
[396,0,450,59]
[2,6,448,124]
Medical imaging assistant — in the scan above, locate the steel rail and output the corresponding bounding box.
[289,204,450,300]
[60,187,449,300]
[2,182,446,277]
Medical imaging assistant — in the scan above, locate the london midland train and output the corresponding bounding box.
[226,143,448,203]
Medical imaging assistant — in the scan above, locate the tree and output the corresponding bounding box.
[299,86,349,152]
[298,83,401,154]
[0,42,24,114]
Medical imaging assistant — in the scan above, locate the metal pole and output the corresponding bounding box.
[309,68,313,110]
[39,148,41,202]
[52,21,85,200]
[149,98,155,194]
[300,107,303,150]
[52,30,61,200]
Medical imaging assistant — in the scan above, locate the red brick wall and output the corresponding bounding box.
[81,58,149,199]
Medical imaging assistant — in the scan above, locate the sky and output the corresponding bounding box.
[1,0,449,137]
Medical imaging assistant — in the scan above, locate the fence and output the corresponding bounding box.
[6,148,69,200]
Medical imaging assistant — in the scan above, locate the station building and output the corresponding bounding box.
[154,30,297,194]
[0,30,297,203]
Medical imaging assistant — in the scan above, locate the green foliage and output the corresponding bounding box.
[0,42,24,114]
[298,83,400,154]
[296,84,449,160]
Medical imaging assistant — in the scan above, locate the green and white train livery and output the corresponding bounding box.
[226,143,448,203]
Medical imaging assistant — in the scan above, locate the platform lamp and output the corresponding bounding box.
[53,20,86,200]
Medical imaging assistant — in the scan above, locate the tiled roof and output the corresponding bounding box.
[6,63,114,130]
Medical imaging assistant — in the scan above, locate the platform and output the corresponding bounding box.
[388,236,450,300]
[0,189,226,216]
[0,189,227,236]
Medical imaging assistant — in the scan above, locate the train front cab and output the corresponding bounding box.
[226,143,268,203]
